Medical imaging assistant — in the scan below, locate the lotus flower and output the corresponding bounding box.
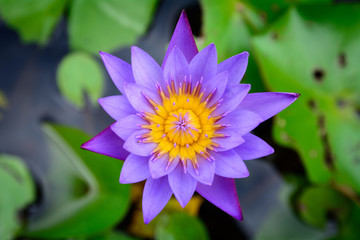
[81,10,299,224]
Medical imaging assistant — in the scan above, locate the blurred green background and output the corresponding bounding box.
[0,0,360,239]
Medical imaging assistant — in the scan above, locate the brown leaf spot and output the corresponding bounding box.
[336,99,347,109]
[308,99,317,111]
[313,69,325,82]
[271,32,278,40]
[338,53,346,68]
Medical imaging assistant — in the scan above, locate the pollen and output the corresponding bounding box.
[139,78,227,170]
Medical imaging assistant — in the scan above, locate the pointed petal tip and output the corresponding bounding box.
[203,43,216,54]
[119,175,128,184]
[242,83,251,89]
[178,199,186,208]
[162,9,198,66]
[97,97,104,105]
[98,50,110,59]
[234,211,244,221]
[269,147,275,155]
[130,45,139,53]
[143,216,151,225]
[287,92,301,98]
[285,92,301,102]
[80,139,94,151]
[119,173,141,184]
[80,141,88,150]
[238,83,251,95]
[179,9,189,22]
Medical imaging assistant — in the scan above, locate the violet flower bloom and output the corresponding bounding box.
[81,11,299,224]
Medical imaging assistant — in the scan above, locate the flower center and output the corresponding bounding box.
[139,79,226,169]
[165,109,201,145]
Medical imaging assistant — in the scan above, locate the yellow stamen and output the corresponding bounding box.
[141,79,226,169]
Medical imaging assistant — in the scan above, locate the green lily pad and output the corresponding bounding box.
[252,5,360,190]
[199,0,265,92]
[0,154,35,240]
[0,0,67,44]
[25,124,131,238]
[57,52,104,108]
[155,213,209,240]
[69,0,158,54]
[298,186,350,228]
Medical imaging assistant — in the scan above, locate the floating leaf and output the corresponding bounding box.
[0,0,67,44]
[155,213,209,240]
[252,5,360,189]
[25,124,131,238]
[57,52,104,108]
[0,154,35,240]
[298,186,350,228]
[69,0,158,54]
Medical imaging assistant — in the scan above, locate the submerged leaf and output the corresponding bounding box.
[255,185,332,240]
[0,154,35,240]
[25,124,131,238]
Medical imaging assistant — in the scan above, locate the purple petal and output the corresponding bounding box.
[212,84,250,116]
[98,95,135,121]
[123,130,157,156]
[213,150,249,178]
[234,133,274,160]
[131,46,165,89]
[218,109,263,136]
[196,175,243,220]
[123,83,161,114]
[218,52,249,85]
[204,71,228,106]
[111,115,147,140]
[213,132,245,152]
[238,92,300,121]
[120,154,150,183]
[99,51,135,93]
[187,156,215,185]
[81,126,129,160]
[189,43,217,83]
[163,46,189,90]
[149,155,180,179]
[143,176,173,224]
[162,10,198,67]
[168,163,197,207]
